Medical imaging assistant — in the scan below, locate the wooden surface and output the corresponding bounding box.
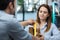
[29,27,34,35]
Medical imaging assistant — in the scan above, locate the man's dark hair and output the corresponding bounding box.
[0,0,14,10]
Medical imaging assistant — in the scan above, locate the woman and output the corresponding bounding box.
[25,4,60,40]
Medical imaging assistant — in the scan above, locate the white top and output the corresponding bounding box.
[25,23,60,40]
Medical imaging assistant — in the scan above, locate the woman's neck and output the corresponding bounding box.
[39,20,46,29]
[40,19,46,24]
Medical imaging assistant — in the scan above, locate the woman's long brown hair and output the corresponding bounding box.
[36,4,52,32]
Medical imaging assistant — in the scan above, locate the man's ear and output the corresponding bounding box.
[8,2,13,9]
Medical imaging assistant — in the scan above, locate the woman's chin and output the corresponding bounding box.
[40,18,45,20]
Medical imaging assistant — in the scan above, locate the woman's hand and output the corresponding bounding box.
[40,35,44,40]
[36,33,44,40]
[32,35,41,40]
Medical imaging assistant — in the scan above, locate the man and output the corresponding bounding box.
[0,0,40,40]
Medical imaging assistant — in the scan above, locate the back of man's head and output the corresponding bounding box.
[0,0,14,10]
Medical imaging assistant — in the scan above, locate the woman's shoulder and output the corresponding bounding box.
[50,23,60,34]
[51,23,57,27]
[51,23,58,29]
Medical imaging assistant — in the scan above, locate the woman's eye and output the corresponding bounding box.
[39,11,42,13]
[44,11,48,14]
[44,11,47,13]
[39,10,48,14]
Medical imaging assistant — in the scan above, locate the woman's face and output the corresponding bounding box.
[38,6,49,20]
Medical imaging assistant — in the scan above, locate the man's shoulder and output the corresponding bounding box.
[0,15,18,25]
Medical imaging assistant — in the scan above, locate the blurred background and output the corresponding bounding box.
[15,0,60,30]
